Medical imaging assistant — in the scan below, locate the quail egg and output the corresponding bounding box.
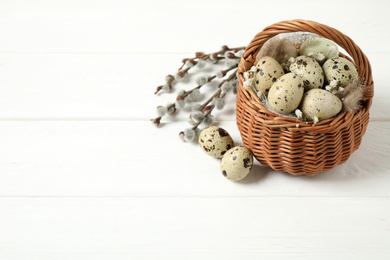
[199,126,234,158]
[300,88,342,120]
[254,56,285,96]
[268,73,304,114]
[220,146,253,181]
[290,56,324,90]
[323,57,358,87]
[300,37,339,64]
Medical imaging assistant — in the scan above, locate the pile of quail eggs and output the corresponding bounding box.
[195,36,360,181]
[249,36,358,122]
[198,126,253,181]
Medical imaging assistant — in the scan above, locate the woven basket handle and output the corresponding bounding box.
[238,19,374,103]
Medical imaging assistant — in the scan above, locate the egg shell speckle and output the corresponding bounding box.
[199,126,234,159]
[220,146,253,181]
[289,55,324,91]
[323,57,358,87]
[300,37,339,64]
[268,73,304,114]
[254,56,284,96]
[300,88,342,120]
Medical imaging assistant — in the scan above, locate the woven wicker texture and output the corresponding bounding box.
[236,19,374,176]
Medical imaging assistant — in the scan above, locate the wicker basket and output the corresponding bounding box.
[236,19,374,176]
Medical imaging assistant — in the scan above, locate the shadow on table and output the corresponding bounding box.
[236,122,390,184]
[237,163,271,184]
[302,122,390,181]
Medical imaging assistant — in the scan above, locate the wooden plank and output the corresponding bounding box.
[0,0,387,53]
[0,120,389,197]
[0,52,236,120]
[0,197,389,259]
[0,52,387,120]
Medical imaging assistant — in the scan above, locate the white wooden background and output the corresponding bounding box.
[0,0,389,259]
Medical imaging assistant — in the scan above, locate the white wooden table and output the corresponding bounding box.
[1,0,389,259]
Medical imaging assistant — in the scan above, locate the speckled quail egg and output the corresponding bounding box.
[268,73,304,114]
[289,55,324,90]
[300,88,342,120]
[254,56,285,96]
[323,57,358,87]
[300,37,339,64]
[220,146,253,181]
[199,126,234,159]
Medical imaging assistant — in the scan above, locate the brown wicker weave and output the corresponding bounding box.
[236,19,374,176]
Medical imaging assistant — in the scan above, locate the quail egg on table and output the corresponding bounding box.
[300,88,342,120]
[198,126,234,159]
[254,56,285,96]
[220,146,253,181]
[268,73,304,115]
[289,55,324,90]
[323,57,358,87]
[299,37,339,64]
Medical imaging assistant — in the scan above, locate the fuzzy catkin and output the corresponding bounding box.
[195,76,208,86]
[175,99,185,109]
[156,106,167,117]
[204,115,214,126]
[167,103,175,115]
[221,81,233,93]
[192,103,202,112]
[161,84,171,92]
[183,128,196,142]
[189,89,201,101]
[191,111,204,123]
[196,60,206,69]
[215,98,225,110]
[225,59,239,67]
